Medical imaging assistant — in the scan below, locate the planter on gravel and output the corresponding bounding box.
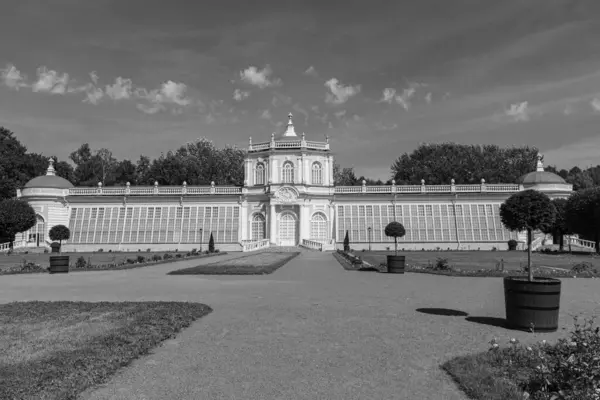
[503,276,561,332]
[49,256,70,274]
[386,255,405,274]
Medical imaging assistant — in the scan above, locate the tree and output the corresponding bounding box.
[135,155,152,185]
[343,230,350,252]
[208,232,215,253]
[69,144,118,186]
[541,198,571,251]
[0,127,34,200]
[384,221,406,256]
[49,225,70,251]
[565,187,600,253]
[566,171,594,191]
[333,162,358,186]
[114,159,138,185]
[500,190,556,281]
[0,199,37,248]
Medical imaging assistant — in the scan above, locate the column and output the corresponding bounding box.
[269,204,277,245]
[329,203,335,241]
[240,201,248,241]
[299,203,305,242]
[297,157,303,184]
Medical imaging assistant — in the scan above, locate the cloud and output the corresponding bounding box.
[31,67,69,94]
[136,103,163,114]
[292,103,309,124]
[425,92,432,104]
[240,65,282,89]
[380,87,418,110]
[233,88,249,101]
[260,109,272,120]
[504,101,530,122]
[304,66,318,76]
[205,114,216,124]
[105,77,133,100]
[1,64,28,90]
[334,109,347,119]
[90,71,99,85]
[374,122,398,131]
[324,78,361,105]
[380,88,396,103]
[271,93,292,107]
[591,98,600,112]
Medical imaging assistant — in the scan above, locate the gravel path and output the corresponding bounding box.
[0,251,598,400]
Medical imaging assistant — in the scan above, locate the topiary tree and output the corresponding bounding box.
[208,232,215,253]
[384,221,406,256]
[541,198,572,252]
[500,189,556,281]
[49,224,70,251]
[0,199,37,249]
[343,230,350,252]
[565,187,600,254]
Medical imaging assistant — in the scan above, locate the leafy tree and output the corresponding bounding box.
[566,171,594,191]
[541,198,572,251]
[500,190,556,281]
[0,199,37,248]
[208,232,215,253]
[343,230,350,252]
[0,127,34,200]
[135,155,152,185]
[333,162,358,186]
[49,225,70,250]
[384,221,406,256]
[69,144,118,186]
[114,159,138,185]
[565,187,600,253]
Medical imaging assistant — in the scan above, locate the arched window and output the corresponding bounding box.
[282,161,294,183]
[251,214,266,240]
[311,162,323,185]
[27,215,46,243]
[255,163,265,185]
[310,212,328,241]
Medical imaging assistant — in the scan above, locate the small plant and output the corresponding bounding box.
[507,239,518,251]
[175,253,183,258]
[384,221,406,256]
[75,256,87,269]
[204,250,209,255]
[152,254,162,262]
[208,232,215,253]
[43,248,49,253]
[126,258,136,264]
[186,252,191,257]
[163,253,173,260]
[191,248,198,255]
[434,257,451,270]
[136,255,145,263]
[572,261,598,274]
[97,248,104,252]
[146,248,151,252]
[215,249,220,253]
[386,246,390,251]
[108,249,112,253]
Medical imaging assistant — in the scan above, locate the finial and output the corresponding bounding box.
[392,179,396,185]
[302,131,305,140]
[126,182,130,186]
[248,136,252,145]
[451,178,455,184]
[421,179,425,185]
[211,181,215,187]
[326,134,329,143]
[536,154,544,172]
[98,182,102,187]
[271,132,275,140]
[362,179,366,186]
[283,112,297,137]
[46,157,56,176]
[154,181,158,186]
[183,181,187,186]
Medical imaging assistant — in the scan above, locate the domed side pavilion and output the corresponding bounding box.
[5,113,576,253]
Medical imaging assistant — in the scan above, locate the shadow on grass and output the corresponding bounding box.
[465,316,507,328]
[416,308,469,317]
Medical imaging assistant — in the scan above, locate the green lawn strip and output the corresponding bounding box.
[168,252,300,275]
[0,301,212,400]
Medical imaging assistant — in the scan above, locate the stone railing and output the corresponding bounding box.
[68,182,243,196]
[301,239,324,251]
[248,140,330,152]
[242,239,270,252]
[0,242,10,252]
[334,181,523,195]
[567,236,596,251]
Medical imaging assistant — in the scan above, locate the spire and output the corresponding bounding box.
[536,154,544,172]
[46,157,56,176]
[282,112,297,137]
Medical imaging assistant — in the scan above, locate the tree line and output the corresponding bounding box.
[2,127,599,202]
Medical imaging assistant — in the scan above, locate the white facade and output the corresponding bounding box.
[10,113,574,252]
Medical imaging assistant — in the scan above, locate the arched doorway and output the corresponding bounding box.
[310,212,328,241]
[279,212,297,246]
[27,215,46,245]
[251,213,266,240]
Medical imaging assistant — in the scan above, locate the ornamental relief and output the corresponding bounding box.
[273,186,298,203]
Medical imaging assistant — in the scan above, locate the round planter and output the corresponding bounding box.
[503,276,561,332]
[387,255,405,274]
[49,256,70,274]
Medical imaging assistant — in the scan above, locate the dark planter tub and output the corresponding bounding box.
[503,276,561,332]
[49,256,70,274]
[387,255,405,274]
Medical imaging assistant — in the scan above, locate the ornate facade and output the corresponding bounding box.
[6,113,574,253]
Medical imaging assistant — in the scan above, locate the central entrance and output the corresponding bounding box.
[278,212,298,246]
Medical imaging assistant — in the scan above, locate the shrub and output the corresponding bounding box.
[204,250,209,255]
[215,249,220,253]
[565,187,600,254]
[208,233,215,253]
[43,248,49,253]
[186,252,191,257]
[572,262,598,274]
[136,255,146,263]
[343,231,350,252]
[434,257,451,270]
[152,254,162,262]
[146,248,151,252]
[508,239,518,251]
[108,249,112,252]
[163,253,173,260]
[97,248,104,252]
[21,262,44,272]
[175,253,183,258]
[191,248,198,255]
[0,199,37,248]
[126,258,136,264]
[75,256,87,269]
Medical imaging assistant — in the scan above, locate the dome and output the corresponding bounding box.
[518,155,566,185]
[23,158,74,189]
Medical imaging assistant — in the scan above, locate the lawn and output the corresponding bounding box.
[168,251,300,275]
[0,301,212,400]
[358,250,600,272]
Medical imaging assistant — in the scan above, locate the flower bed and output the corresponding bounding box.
[442,316,600,399]
[168,251,299,275]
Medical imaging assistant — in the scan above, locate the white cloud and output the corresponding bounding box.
[31,67,69,94]
[425,92,432,104]
[272,93,292,107]
[505,101,530,122]
[334,109,347,119]
[1,64,28,90]
[591,98,600,112]
[105,77,133,100]
[205,113,216,124]
[396,88,416,111]
[380,88,396,103]
[324,78,361,105]
[233,88,249,101]
[304,66,318,76]
[240,65,282,89]
[136,103,163,114]
[260,109,272,120]
[90,71,99,85]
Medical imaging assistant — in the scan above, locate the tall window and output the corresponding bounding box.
[311,162,323,185]
[310,212,328,241]
[27,215,46,243]
[251,214,266,240]
[255,163,265,185]
[282,161,294,183]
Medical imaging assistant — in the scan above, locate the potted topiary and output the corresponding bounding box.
[500,189,559,331]
[48,225,71,274]
[384,221,406,274]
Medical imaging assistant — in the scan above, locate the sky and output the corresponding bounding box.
[1,0,600,181]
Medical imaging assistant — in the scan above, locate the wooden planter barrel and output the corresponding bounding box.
[387,255,405,274]
[49,256,70,274]
[503,276,561,332]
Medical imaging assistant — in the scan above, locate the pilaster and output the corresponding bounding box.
[269,203,277,245]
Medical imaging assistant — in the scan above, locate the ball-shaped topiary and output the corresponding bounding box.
[49,224,71,249]
[384,221,406,255]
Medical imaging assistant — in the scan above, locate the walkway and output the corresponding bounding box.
[0,251,598,400]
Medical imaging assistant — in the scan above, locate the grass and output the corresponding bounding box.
[0,301,212,400]
[168,251,300,275]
